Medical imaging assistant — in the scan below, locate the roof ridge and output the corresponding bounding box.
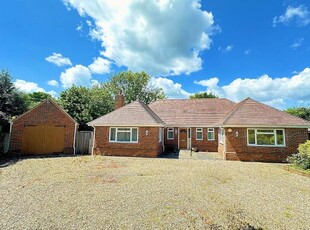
[221,97,250,125]
[137,100,165,124]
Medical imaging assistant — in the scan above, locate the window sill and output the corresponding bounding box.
[109,141,138,144]
[247,144,286,148]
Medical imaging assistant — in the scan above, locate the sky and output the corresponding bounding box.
[0,0,310,109]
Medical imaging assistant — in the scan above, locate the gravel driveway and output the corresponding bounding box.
[0,155,310,229]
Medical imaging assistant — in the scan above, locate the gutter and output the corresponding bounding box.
[73,123,78,155]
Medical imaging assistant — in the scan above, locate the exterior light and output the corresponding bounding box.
[227,128,232,132]
[235,131,239,137]
[145,130,149,136]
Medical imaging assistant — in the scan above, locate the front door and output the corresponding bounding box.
[179,128,187,149]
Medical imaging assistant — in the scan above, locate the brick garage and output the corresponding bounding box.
[93,127,162,157]
[224,128,309,162]
[10,100,77,155]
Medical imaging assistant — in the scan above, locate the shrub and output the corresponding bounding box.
[287,141,310,170]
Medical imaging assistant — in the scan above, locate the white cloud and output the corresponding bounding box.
[60,65,92,88]
[14,80,58,98]
[244,49,251,55]
[63,0,215,76]
[45,53,72,67]
[150,77,191,99]
[88,57,111,74]
[76,23,83,31]
[194,68,310,109]
[273,5,310,27]
[47,80,59,87]
[218,45,233,53]
[291,38,304,49]
[14,80,45,93]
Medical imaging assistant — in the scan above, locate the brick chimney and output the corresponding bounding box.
[114,90,125,110]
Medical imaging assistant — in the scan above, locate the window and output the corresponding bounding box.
[247,129,285,146]
[109,127,138,143]
[167,128,174,140]
[159,128,162,142]
[219,128,225,144]
[196,128,203,140]
[208,128,215,140]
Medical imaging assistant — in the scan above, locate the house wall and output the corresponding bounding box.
[163,127,219,152]
[93,126,163,157]
[164,127,179,151]
[191,128,218,152]
[10,102,76,154]
[224,127,308,162]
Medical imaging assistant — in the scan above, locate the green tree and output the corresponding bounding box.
[25,92,52,109]
[0,70,28,125]
[59,85,114,128]
[189,92,218,99]
[285,107,310,121]
[103,71,165,104]
[89,86,114,120]
[59,86,92,127]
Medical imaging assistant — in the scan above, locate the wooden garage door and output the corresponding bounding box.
[22,125,65,154]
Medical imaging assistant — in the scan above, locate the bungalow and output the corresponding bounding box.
[88,92,310,162]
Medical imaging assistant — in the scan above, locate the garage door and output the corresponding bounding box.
[22,125,65,154]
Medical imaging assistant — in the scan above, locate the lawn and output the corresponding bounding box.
[1,155,310,229]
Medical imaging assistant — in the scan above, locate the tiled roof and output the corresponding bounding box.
[88,100,164,127]
[148,98,236,127]
[222,97,310,127]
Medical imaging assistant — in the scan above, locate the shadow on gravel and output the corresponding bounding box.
[158,151,180,159]
[0,153,83,168]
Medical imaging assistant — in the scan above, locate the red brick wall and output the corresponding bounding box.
[191,128,218,152]
[224,127,308,162]
[163,127,219,151]
[163,127,178,151]
[10,101,76,154]
[93,126,163,157]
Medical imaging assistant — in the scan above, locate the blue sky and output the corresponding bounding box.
[1,0,310,109]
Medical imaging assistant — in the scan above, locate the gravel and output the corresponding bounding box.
[0,155,310,229]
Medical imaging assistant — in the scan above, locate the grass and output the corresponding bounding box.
[290,165,310,174]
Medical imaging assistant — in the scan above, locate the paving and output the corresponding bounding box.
[160,150,222,160]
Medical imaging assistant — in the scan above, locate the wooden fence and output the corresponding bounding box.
[75,131,93,155]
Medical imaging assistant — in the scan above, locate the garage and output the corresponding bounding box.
[10,99,78,155]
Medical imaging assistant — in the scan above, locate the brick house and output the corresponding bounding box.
[10,99,78,155]
[89,93,310,162]
[88,93,165,157]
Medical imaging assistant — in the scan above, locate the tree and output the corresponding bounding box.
[103,71,165,104]
[189,92,218,99]
[285,107,310,121]
[23,92,53,109]
[0,70,28,125]
[59,86,92,127]
[58,85,114,128]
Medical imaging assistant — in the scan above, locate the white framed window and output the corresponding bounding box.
[167,128,174,140]
[196,128,203,140]
[159,128,162,142]
[247,129,285,147]
[109,127,138,143]
[208,128,215,141]
[219,128,225,144]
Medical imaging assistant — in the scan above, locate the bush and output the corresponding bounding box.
[287,140,310,170]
